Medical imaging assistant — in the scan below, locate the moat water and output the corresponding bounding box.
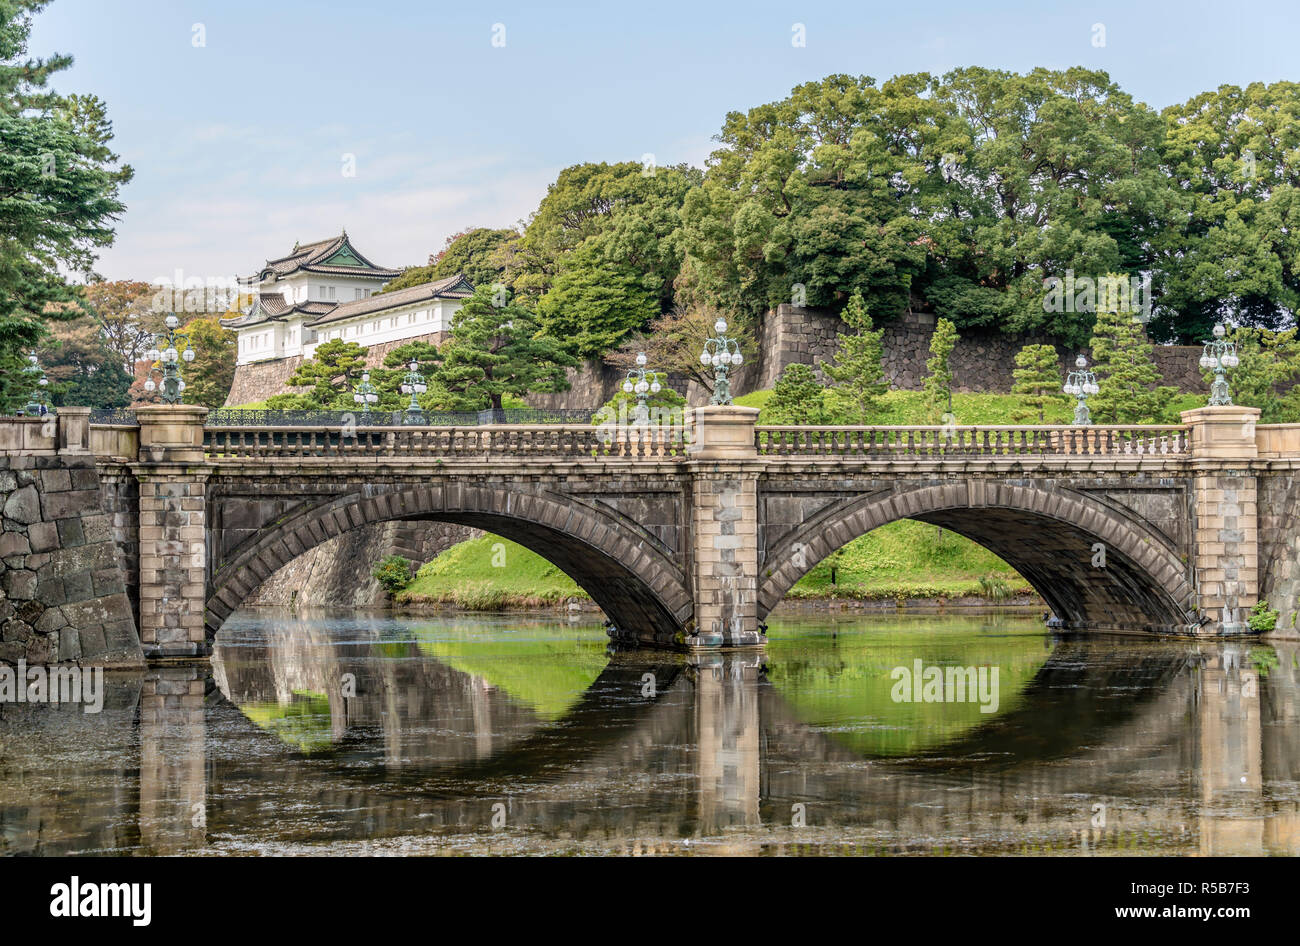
[1,609,1297,855]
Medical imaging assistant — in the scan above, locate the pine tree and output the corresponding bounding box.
[430,286,577,411]
[1011,344,1067,423]
[1089,285,1178,424]
[923,318,959,422]
[269,339,368,409]
[823,289,889,422]
[765,363,826,424]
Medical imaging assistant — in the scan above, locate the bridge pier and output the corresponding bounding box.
[686,407,766,648]
[1183,406,1261,634]
[134,406,209,659]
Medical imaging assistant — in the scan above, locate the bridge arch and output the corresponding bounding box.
[205,485,693,641]
[759,481,1199,634]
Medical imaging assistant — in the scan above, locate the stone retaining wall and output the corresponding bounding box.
[0,453,142,665]
[246,519,479,608]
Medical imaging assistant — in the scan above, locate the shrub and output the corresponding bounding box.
[372,555,413,594]
[1247,600,1279,633]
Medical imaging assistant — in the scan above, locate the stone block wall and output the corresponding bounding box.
[757,304,1208,395]
[1259,471,1300,639]
[0,454,142,665]
[246,519,479,608]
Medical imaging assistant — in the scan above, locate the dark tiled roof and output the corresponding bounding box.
[305,274,474,327]
[239,231,400,284]
[219,295,339,329]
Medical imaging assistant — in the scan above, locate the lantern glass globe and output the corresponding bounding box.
[1087,383,1099,395]
[177,380,186,392]
[650,381,661,394]
[635,352,647,366]
[367,393,377,403]
[636,381,648,394]
[144,379,155,392]
[165,315,179,330]
[623,381,634,394]
[700,352,711,366]
[711,354,722,367]
[182,348,195,362]
[732,352,743,366]
[354,393,363,403]
[1075,355,1087,368]
[38,378,47,387]
[714,318,727,334]
[1213,323,1226,338]
[28,354,37,366]
[1225,354,1239,367]
[719,351,732,365]
[165,348,179,363]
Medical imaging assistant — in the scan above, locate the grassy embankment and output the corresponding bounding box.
[399,387,1209,609]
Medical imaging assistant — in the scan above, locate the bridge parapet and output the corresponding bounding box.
[755,424,1189,458]
[202,422,688,461]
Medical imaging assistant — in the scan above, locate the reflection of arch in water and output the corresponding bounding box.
[761,635,1192,767]
[211,616,690,781]
[762,619,1053,757]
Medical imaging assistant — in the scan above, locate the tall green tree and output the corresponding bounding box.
[536,242,659,358]
[765,363,826,425]
[429,286,577,411]
[182,315,237,409]
[925,67,1171,346]
[381,227,517,294]
[923,317,958,422]
[0,1,132,412]
[679,74,932,327]
[1010,343,1067,423]
[1088,290,1178,424]
[1154,81,1300,342]
[37,315,131,408]
[823,289,888,421]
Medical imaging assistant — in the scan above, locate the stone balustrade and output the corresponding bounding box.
[755,424,1190,457]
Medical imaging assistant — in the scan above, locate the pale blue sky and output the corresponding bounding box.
[28,0,1299,283]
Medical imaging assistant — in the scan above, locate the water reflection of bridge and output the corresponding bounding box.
[2,621,1297,856]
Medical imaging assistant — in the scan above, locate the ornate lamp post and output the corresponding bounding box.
[352,372,379,414]
[622,352,663,425]
[699,317,743,406]
[142,314,195,404]
[1063,354,1099,425]
[399,359,427,423]
[23,354,52,416]
[1200,323,1239,406]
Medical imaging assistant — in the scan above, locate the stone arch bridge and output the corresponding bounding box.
[6,402,1298,660]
